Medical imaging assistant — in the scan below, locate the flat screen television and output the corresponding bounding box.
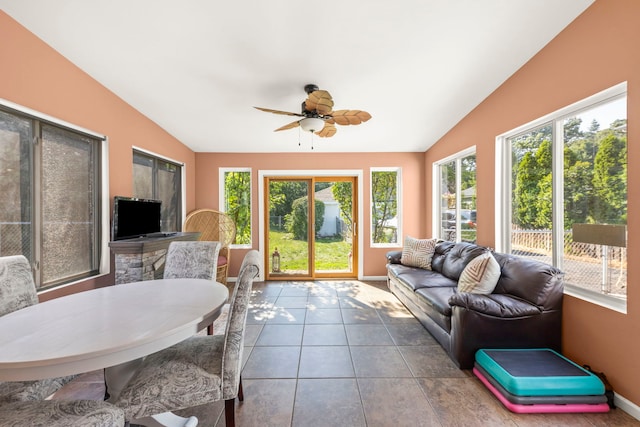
[112,196,162,240]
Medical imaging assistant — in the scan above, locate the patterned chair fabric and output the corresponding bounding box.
[0,400,125,427]
[114,250,261,427]
[0,255,77,404]
[0,255,38,317]
[163,241,221,280]
[0,378,75,405]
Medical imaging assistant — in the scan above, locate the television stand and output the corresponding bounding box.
[109,232,199,284]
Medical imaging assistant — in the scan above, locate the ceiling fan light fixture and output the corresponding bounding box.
[299,117,325,133]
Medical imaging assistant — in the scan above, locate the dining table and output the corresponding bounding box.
[0,278,229,427]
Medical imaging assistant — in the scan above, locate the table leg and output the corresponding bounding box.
[131,413,198,427]
[104,358,143,402]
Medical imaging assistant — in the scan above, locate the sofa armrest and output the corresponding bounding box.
[448,292,541,318]
[386,250,403,264]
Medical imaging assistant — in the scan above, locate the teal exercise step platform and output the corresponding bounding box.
[475,348,605,397]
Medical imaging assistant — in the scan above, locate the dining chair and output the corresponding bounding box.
[114,250,261,427]
[0,255,77,404]
[163,240,221,336]
[183,209,237,288]
[163,241,221,280]
[0,399,125,427]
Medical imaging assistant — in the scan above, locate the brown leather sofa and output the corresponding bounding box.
[386,241,564,369]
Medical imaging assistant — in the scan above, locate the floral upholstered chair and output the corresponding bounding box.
[114,250,260,427]
[0,400,125,427]
[163,241,221,281]
[0,255,78,404]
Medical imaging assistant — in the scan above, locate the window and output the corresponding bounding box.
[220,168,251,246]
[499,83,627,311]
[133,150,182,233]
[0,104,104,290]
[371,168,401,246]
[433,149,477,243]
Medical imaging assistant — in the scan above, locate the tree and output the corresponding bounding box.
[563,147,592,227]
[371,171,397,243]
[224,171,251,244]
[592,132,627,223]
[331,182,353,237]
[269,181,308,230]
[285,197,324,240]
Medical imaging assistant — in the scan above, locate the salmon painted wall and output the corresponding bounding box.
[193,152,425,278]
[425,0,640,406]
[0,12,197,298]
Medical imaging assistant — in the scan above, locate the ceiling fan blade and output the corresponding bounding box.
[254,106,304,117]
[330,110,372,126]
[305,90,334,115]
[316,122,336,138]
[274,120,301,132]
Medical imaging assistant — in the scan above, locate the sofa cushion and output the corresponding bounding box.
[492,252,564,309]
[440,242,487,281]
[400,236,437,269]
[388,263,457,291]
[457,251,501,294]
[429,241,455,273]
[414,287,456,332]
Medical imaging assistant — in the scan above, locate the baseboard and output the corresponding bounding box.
[615,392,640,421]
[360,275,387,281]
[230,276,388,282]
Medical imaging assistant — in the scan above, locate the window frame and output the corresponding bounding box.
[219,167,252,249]
[132,148,184,234]
[496,82,627,313]
[370,167,402,248]
[432,146,477,243]
[0,98,109,291]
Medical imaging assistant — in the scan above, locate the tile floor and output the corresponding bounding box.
[53,280,639,426]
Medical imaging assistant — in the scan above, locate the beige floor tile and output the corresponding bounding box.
[358,378,442,426]
[255,324,304,346]
[350,345,413,378]
[398,345,469,378]
[302,324,347,346]
[345,324,394,345]
[292,379,366,427]
[298,346,354,378]
[242,346,301,379]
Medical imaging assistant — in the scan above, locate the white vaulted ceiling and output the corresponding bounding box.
[0,0,594,153]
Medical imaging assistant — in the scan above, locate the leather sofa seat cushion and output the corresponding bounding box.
[387,264,457,292]
[414,287,456,332]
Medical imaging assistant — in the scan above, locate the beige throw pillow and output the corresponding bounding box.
[458,250,501,294]
[401,236,438,270]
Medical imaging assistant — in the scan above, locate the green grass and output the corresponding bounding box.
[269,231,351,272]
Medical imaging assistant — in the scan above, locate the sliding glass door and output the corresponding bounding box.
[265,176,357,280]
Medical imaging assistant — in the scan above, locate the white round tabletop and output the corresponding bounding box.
[0,278,228,381]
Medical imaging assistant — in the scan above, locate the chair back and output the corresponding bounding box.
[0,255,38,317]
[183,209,236,247]
[0,256,79,403]
[183,209,237,286]
[221,250,260,399]
[163,241,221,280]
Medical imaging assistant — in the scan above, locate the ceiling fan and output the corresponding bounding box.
[254,84,371,138]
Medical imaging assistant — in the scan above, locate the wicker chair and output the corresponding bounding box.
[183,209,236,288]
